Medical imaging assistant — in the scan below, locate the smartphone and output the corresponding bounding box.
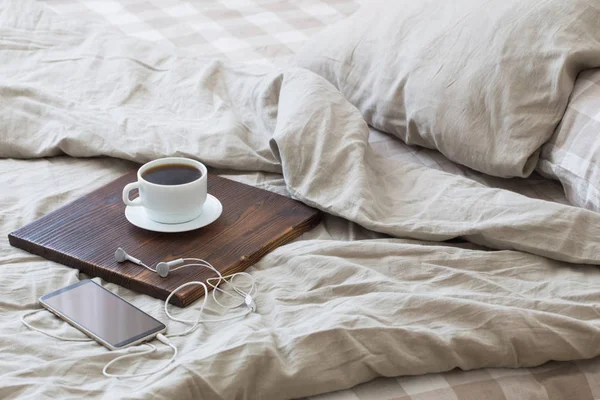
[39,280,166,350]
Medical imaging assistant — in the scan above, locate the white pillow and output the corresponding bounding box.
[296,0,600,178]
[537,69,600,212]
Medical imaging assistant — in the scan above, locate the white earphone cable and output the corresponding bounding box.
[163,259,256,338]
[20,309,92,342]
[21,254,257,380]
[102,334,177,379]
[138,261,157,274]
[176,259,256,311]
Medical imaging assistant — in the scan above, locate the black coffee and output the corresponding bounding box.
[142,163,202,185]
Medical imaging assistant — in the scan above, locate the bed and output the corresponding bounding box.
[1,0,600,399]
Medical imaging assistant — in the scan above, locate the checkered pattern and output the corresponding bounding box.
[43,0,361,65]
[538,68,600,211]
[309,358,600,400]
[40,0,600,398]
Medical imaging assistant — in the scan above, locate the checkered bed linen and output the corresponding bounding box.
[43,0,360,66]
[40,1,600,399]
[538,69,600,212]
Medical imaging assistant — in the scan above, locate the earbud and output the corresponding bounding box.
[114,248,208,280]
[114,247,144,266]
[245,294,256,312]
[156,259,185,277]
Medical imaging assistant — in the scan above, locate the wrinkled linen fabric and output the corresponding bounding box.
[537,68,600,212]
[295,0,600,178]
[1,1,600,399]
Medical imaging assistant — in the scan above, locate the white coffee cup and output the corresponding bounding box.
[122,157,208,224]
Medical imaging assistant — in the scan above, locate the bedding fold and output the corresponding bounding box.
[1,0,600,265]
[1,1,600,399]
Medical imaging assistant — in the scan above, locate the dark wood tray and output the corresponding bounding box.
[9,170,321,307]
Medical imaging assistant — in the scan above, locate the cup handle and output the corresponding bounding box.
[122,182,142,207]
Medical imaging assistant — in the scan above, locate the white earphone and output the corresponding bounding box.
[113,247,257,311]
[114,247,141,264]
[115,247,186,277]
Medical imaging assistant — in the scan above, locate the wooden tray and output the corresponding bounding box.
[8,171,321,307]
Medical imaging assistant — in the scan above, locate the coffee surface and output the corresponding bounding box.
[142,164,202,185]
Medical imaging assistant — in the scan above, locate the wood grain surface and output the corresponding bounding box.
[9,170,321,307]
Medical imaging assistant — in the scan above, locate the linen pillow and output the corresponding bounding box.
[537,69,600,212]
[295,0,600,178]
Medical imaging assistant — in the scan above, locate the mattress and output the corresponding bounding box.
[23,0,599,398]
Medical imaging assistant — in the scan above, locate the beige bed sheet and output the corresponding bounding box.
[2,158,600,400]
[1,0,597,399]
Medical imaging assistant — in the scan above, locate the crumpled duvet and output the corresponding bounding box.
[1,1,600,399]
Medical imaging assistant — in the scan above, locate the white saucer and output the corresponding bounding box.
[125,194,222,233]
